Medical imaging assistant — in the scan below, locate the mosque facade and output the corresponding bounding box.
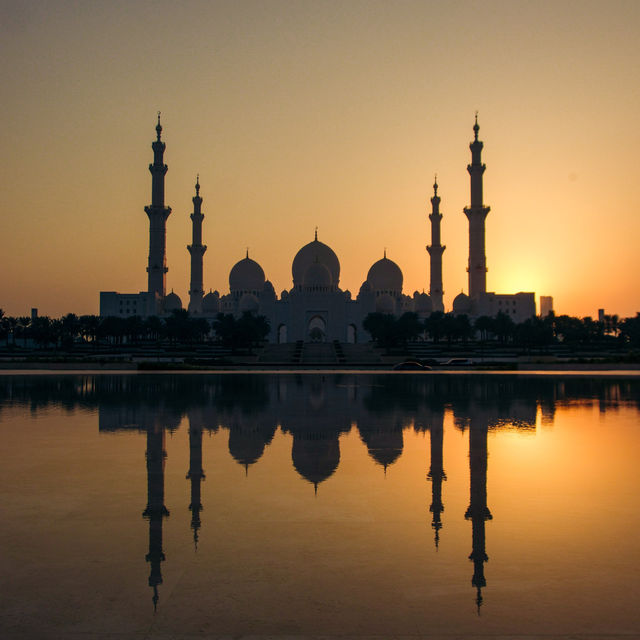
[99,116,535,342]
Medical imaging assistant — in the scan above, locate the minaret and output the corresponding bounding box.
[464,415,492,614]
[187,176,207,314]
[144,113,172,301]
[142,421,170,610]
[463,115,490,298]
[427,411,446,548]
[426,176,446,312]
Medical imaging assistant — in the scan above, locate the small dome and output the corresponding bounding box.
[229,256,265,293]
[239,293,260,314]
[304,262,332,289]
[453,292,472,314]
[292,236,340,288]
[163,291,182,312]
[202,291,219,314]
[367,256,403,293]
[414,292,432,313]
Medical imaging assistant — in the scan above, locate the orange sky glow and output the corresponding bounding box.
[1,0,638,318]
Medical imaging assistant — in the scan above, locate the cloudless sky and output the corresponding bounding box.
[1,0,639,318]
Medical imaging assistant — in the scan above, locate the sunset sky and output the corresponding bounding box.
[1,0,638,318]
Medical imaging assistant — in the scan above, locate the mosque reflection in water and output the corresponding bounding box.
[4,373,639,615]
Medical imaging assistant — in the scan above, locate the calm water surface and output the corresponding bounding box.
[0,372,639,639]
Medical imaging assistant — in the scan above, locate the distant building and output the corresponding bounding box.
[99,291,159,319]
[598,308,605,323]
[540,296,554,318]
[100,115,536,340]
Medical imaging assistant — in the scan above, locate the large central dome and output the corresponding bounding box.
[292,234,340,288]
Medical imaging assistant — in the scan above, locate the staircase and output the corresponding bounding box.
[300,342,337,365]
[256,341,383,366]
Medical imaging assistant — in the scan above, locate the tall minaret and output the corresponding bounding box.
[187,176,207,314]
[145,113,172,301]
[463,115,490,298]
[426,176,446,312]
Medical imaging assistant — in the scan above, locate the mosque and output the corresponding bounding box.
[99,116,536,342]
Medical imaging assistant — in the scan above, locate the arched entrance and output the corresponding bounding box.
[278,324,287,344]
[347,324,357,344]
[307,315,326,342]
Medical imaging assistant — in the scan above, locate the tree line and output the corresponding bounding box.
[0,309,269,352]
[363,310,640,349]
[1,308,638,351]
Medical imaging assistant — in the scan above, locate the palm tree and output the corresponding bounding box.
[17,317,32,347]
[0,310,9,346]
[6,317,18,347]
[79,315,100,345]
[423,311,446,344]
[474,315,493,342]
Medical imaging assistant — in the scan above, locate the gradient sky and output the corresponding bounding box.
[1,0,638,318]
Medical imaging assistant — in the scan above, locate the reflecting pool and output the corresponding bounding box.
[1,372,639,639]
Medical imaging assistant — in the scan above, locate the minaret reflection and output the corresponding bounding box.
[464,413,492,614]
[427,411,446,548]
[186,414,205,549]
[142,421,169,611]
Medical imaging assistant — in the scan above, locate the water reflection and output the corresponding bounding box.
[1,372,639,619]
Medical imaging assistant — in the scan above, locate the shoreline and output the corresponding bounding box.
[0,362,638,374]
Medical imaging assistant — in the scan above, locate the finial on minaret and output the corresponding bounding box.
[384,247,387,259]
[246,247,249,259]
[473,111,479,141]
[314,226,318,241]
[195,174,200,196]
[433,174,438,195]
[156,111,162,140]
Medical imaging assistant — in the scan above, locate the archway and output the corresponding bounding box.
[307,315,326,342]
[347,324,357,344]
[278,324,287,344]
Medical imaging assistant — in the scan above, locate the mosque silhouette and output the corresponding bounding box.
[100,115,535,342]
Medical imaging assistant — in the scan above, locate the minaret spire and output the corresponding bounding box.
[187,175,207,314]
[464,115,490,298]
[426,174,446,312]
[145,115,172,305]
